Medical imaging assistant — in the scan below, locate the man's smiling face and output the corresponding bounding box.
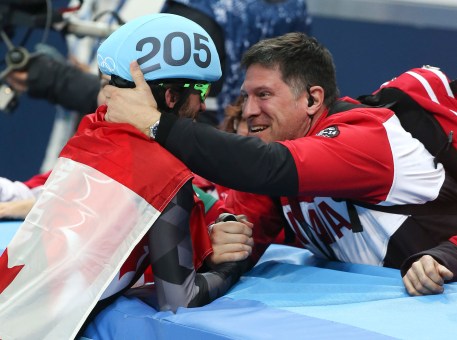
[241,64,312,143]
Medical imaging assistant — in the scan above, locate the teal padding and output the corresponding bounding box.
[0,220,22,253]
[192,185,217,213]
[83,295,390,340]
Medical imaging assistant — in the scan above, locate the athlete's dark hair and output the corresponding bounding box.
[241,32,339,107]
[109,75,192,114]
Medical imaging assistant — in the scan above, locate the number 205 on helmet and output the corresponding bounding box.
[97,13,222,83]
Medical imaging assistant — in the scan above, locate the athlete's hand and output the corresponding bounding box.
[402,255,454,295]
[207,214,254,266]
[104,60,161,135]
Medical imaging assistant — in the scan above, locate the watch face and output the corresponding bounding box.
[150,121,160,139]
[152,124,159,138]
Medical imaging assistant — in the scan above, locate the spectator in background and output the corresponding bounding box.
[219,94,248,135]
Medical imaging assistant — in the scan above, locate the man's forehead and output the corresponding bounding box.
[242,68,283,93]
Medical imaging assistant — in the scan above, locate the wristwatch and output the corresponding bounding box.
[149,120,160,140]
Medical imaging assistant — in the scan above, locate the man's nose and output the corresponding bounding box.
[242,96,258,119]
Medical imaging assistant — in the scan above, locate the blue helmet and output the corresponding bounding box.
[97,13,221,83]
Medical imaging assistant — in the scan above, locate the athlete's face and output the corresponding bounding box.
[178,93,207,120]
[241,64,313,143]
[167,89,207,120]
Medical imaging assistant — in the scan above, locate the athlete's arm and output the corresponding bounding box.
[148,180,248,312]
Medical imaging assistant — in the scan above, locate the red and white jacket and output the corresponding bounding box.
[154,66,457,277]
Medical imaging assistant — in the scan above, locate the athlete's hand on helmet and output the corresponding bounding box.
[207,214,254,267]
[104,61,161,135]
[402,255,453,295]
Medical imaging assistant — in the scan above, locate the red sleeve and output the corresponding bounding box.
[190,195,213,270]
[23,171,52,189]
[218,190,285,262]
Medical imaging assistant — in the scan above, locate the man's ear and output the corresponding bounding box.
[165,88,178,109]
[306,86,325,116]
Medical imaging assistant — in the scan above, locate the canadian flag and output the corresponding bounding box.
[0,106,194,339]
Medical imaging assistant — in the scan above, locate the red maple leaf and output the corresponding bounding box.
[0,249,24,294]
